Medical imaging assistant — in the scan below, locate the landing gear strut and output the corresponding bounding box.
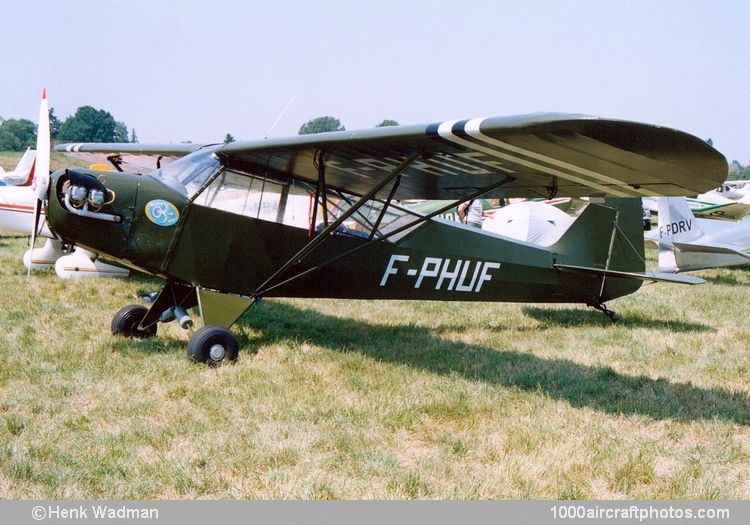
[588,302,619,322]
[111,281,247,365]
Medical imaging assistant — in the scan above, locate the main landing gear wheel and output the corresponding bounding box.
[111,305,158,338]
[187,325,239,365]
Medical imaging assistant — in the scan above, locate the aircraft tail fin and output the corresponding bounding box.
[552,198,647,302]
[1,148,36,186]
[656,197,703,272]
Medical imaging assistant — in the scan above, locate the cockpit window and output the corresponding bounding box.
[147,146,222,198]
[149,149,429,239]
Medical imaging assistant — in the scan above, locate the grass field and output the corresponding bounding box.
[0,227,749,500]
[0,150,80,174]
[0,152,748,498]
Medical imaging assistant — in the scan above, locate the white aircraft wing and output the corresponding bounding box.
[673,241,750,259]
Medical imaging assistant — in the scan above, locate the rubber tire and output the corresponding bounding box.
[187,325,239,365]
[111,304,157,339]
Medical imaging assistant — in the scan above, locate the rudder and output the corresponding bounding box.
[552,198,646,302]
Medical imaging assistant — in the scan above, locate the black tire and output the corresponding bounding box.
[111,304,157,339]
[187,325,239,365]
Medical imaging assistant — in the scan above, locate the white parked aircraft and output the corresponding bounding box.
[646,196,750,273]
[643,181,750,221]
[0,148,36,186]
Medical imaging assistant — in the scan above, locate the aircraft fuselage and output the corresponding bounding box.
[46,168,642,306]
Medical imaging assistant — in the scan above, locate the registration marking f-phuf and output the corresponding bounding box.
[380,254,501,293]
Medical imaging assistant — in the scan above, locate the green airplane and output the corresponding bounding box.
[33,101,727,364]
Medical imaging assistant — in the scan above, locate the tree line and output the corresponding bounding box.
[728,161,750,180]
[0,108,399,152]
[0,106,131,151]
[7,107,749,176]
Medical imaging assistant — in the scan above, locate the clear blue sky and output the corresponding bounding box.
[1,0,748,162]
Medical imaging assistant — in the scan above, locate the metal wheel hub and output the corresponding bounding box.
[209,344,226,361]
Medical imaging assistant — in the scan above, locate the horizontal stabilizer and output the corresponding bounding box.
[673,241,750,259]
[554,264,705,284]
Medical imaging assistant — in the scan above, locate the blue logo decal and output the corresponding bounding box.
[145,199,179,227]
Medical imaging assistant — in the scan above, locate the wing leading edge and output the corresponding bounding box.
[217,114,727,200]
[54,142,208,173]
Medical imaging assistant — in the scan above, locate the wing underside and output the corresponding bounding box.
[217,114,727,200]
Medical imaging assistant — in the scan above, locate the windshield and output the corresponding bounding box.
[147,146,222,197]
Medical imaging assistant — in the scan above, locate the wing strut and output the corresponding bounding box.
[253,149,424,296]
[368,168,403,240]
[253,173,517,298]
[309,151,328,233]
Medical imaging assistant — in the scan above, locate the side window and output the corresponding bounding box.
[281,181,314,228]
[190,168,421,237]
[192,169,288,224]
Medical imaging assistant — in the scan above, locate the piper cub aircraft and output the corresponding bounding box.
[33,94,727,364]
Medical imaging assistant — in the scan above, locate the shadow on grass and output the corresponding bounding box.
[702,274,750,286]
[696,265,750,286]
[521,307,714,333]
[234,300,748,426]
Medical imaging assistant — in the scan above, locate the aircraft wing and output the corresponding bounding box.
[54,142,207,173]
[687,199,750,220]
[217,114,727,200]
[673,241,750,259]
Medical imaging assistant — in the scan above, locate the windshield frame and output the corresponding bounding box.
[146,145,223,198]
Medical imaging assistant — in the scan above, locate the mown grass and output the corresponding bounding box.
[0,150,77,173]
[0,230,749,499]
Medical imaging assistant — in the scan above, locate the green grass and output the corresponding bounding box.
[0,151,84,173]
[0,231,749,499]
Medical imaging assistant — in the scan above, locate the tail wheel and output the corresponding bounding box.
[111,305,157,338]
[187,325,239,365]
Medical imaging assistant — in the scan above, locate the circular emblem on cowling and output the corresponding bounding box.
[145,199,179,227]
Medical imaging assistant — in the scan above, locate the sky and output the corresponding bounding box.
[0,0,748,162]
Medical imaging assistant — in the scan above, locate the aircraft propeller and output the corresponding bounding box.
[27,88,51,281]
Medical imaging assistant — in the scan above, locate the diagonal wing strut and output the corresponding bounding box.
[252,170,517,298]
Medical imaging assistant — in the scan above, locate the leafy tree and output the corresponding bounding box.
[728,160,750,181]
[224,133,235,143]
[706,137,714,147]
[57,106,129,143]
[375,119,399,127]
[298,116,345,135]
[0,118,36,151]
[114,121,128,143]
